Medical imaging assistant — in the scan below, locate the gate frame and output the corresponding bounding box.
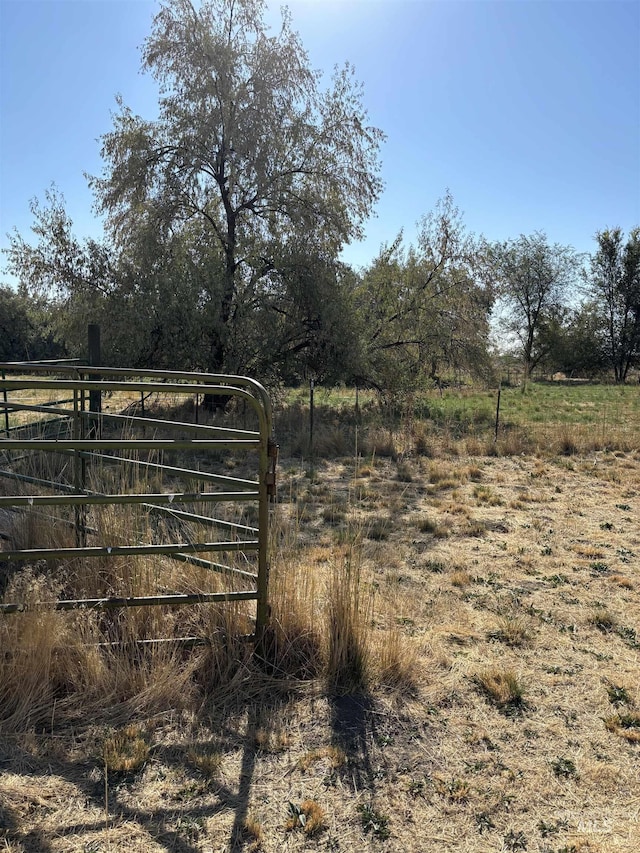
[0,363,276,640]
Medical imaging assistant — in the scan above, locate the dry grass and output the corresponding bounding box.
[103,725,150,773]
[3,394,640,851]
[474,667,526,711]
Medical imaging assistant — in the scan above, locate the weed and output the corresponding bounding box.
[396,460,413,482]
[407,778,426,798]
[604,711,640,743]
[461,518,488,537]
[616,624,640,648]
[537,818,569,837]
[413,426,434,457]
[551,757,578,779]
[605,683,632,705]
[418,516,439,534]
[488,615,533,647]
[297,746,346,771]
[475,811,495,833]
[473,484,503,505]
[503,829,528,850]
[102,725,149,774]
[588,606,616,633]
[175,815,205,841]
[187,745,222,776]
[321,505,347,525]
[254,728,292,754]
[547,573,570,587]
[285,800,325,835]
[366,515,391,541]
[434,776,470,803]
[240,815,264,851]
[610,574,633,589]
[357,803,390,840]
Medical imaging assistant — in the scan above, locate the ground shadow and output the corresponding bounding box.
[329,691,379,792]
[0,690,290,853]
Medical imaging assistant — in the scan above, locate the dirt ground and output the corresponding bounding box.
[1,450,639,852]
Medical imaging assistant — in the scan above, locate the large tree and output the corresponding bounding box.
[356,193,494,398]
[587,227,640,383]
[488,232,580,383]
[89,0,384,376]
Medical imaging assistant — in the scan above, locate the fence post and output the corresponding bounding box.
[72,387,87,546]
[309,376,315,470]
[88,325,101,441]
[2,369,8,438]
[494,382,502,443]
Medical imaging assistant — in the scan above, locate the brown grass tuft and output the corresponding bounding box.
[604,711,640,743]
[325,555,372,693]
[285,799,326,835]
[475,668,525,711]
[102,725,149,773]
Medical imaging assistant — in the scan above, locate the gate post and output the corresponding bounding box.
[88,324,101,418]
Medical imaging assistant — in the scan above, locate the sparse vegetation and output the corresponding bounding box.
[285,799,326,836]
[475,668,526,711]
[102,725,150,774]
[2,382,640,851]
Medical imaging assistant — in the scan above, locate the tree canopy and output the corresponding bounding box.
[587,227,640,382]
[3,0,639,390]
[89,0,384,375]
[488,233,581,383]
[356,193,494,398]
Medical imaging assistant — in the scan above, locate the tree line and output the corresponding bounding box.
[2,0,639,390]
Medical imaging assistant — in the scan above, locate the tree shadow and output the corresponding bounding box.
[0,690,290,853]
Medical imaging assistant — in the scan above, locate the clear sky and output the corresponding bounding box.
[1,0,639,286]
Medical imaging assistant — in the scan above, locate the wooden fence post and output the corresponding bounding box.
[88,324,101,417]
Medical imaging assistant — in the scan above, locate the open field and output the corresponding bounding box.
[1,382,640,852]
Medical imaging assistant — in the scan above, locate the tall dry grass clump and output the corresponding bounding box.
[0,565,215,733]
[1,410,425,738]
[0,568,131,731]
[325,551,372,693]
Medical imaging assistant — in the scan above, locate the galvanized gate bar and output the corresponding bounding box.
[0,363,275,638]
[170,553,258,582]
[148,505,258,535]
[83,411,260,440]
[0,439,261,451]
[0,492,259,507]
[2,404,260,440]
[0,540,259,562]
[1,590,259,615]
[22,448,259,491]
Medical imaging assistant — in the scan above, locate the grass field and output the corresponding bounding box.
[1,381,640,852]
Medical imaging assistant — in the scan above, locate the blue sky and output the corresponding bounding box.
[1,0,639,285]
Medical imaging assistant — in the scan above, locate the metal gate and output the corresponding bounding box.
[0,363,277,640]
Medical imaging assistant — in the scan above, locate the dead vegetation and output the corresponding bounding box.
[2,395,640,851]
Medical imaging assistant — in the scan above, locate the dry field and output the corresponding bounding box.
[2,437,640,853]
